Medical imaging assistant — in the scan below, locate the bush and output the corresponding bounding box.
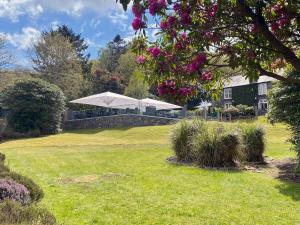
[0,172,44,203]
[222,106,240,117]
[268,70,300,170]
[171,119,205,161]
[236,105,255,116]
[0,78,66,135]
[0,152,5,162]
[240,124,266,162]
[0,200,56,225]
[194,126,240,167]
[0,179,30,205]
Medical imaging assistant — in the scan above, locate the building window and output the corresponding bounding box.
[258,83,268,95]
[258,99,268,111]
[224,88,232,99]
[224,103,232,109]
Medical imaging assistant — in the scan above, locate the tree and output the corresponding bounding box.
[43,25,90,75]
[268,70,300,170]
[31,34,84,100]
[90,64,126,94]
[124,69,149,99]
[98,35,128,72]
[118,0,300,102]
[0,78,65,134]
[116,50,137,83]
[0,36,12,69]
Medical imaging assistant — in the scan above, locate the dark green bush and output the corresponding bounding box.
[171,119,205,161]
[268,70,300,171]
[194,126,240,167]
[0,152,5,162]
[0,200,56,225]
[222,106,240,117]
[0,78,66,135]
[240,124,266,162]
[0,172,44,203]
[236,105,255,116]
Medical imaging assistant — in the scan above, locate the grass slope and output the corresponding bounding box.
[0,120,299,225]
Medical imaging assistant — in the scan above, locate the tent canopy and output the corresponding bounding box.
[140,98,182,110]
[70,92,182,111]
[70,92,139,108]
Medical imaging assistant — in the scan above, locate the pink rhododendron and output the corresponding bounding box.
[148,47,162,58]
[201,71,213,81]
[132,17,146,30]
[132,5,145,18]
[148,0,167,15]
[136,55,146,64]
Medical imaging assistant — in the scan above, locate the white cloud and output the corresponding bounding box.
[0,0,124,21]
[1,27,41,50]
[90,18,101,29]
[0,0,43,22]
[109,12,128,31]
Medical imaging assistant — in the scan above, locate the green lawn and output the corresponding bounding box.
[1,120,300,225]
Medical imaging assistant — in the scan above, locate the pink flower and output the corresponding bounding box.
[201,71,213,81]
[148,47,162,58]
[173,3,181,12]
[167,16,177,27]
[132,5,145,18]
[136,55,146,64]
[180,12,192,25]
[160,20,168,30]
[186,53,207,74]
[148,0,167,15]
[132,17,146,30]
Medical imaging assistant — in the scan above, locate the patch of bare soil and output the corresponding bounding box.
[58,172,128,185]
[167,156,300,183]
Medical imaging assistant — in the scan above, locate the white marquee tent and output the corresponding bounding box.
[70,92,140,109]
[70,92,182,111]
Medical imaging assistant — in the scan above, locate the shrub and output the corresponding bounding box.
[194,126,240,167]
[0,152,5,162]
[0,78,66,135]
[236,105,255,116]
[0,179,31,205]
[268,70,300,170]
[0,172,44,203]
[223,106,240,117]
[240,124,266,162]
[0,200,56,225]
[171,119,206,161]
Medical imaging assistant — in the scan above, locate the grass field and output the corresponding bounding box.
[0,119,300,225]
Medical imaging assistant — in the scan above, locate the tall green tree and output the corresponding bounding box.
[124,69,149,99]
[116,50,137,83]
[98,35,128,72]
[43,25,91,75]
[31,34,84,100]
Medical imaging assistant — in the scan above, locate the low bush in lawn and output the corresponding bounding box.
[171,119,206,162]
[193,125,240,167]
[171,120,266,167]
[0,200,56,225]
[0,172,44,203]
[240,124,266,163]
[0,179,31,205]
[0,152,56,224]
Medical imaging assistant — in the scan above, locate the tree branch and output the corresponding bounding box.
[236,0,300,73]
[252,62,300,85]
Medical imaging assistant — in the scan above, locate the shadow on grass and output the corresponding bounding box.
[276,181,300,201]
[64,127,133,135]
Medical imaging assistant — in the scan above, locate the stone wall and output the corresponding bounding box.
[63,114,179,130]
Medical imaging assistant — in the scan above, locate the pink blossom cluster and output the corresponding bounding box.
[186,53,207,74]
[136,55,147,64]
[201,71,213,81]
[132,17,146,30]
[157,80,195,98]
[148,0,167,16]
[148,47,163,58]
[269,3,290,32]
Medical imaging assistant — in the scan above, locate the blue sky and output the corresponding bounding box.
[0,0,138,68]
